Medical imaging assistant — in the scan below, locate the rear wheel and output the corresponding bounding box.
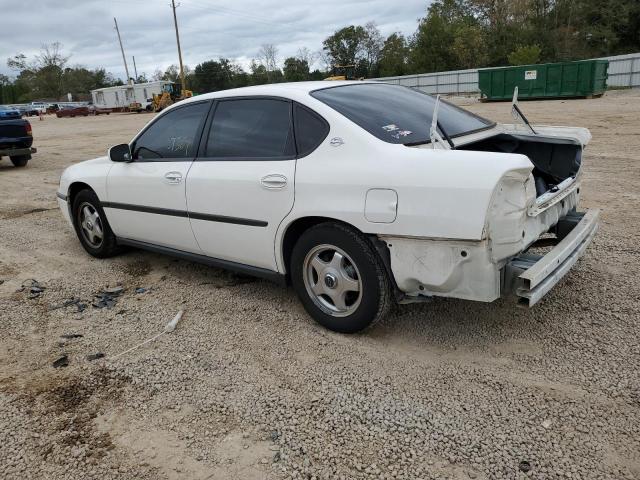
[10,155,30,167]
[291,222,392,333]
[72,189,121,258]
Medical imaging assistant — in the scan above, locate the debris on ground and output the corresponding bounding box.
[135,287,147,294]
[109,309,186,361]
[19,279,45,298]
[86,352,105,361]
[103,286,124,296]
[519,460,532,473]
[50,298,87,313]
[52,355,69,368]
[59,333,83,340]
[164,309,184,333]
[92,286,124,309]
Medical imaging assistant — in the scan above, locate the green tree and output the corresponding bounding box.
[191,58,244,93]
[162,64,180,82]
[323,25,367,67]
[452,24,488,69]
[248,60,269,85]
[379,33,409,77]
[362,22,384,77]
[507,45,542,65]
[409,0,471,73]
[283,57,309,82]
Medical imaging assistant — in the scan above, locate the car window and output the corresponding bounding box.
[133,102,209,160]
[311,83,494,145]
[205,98,295,159]
[294,104,329,157]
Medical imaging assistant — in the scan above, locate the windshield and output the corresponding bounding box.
[311,83,494,145]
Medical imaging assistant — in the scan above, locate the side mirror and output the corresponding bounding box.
[108,143,132,162]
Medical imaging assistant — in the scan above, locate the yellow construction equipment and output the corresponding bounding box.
[325,64,359,81]
[152,83,193,112]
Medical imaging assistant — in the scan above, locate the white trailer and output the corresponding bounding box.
[90,81,175,111]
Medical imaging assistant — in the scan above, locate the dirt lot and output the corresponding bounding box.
[0,90,639,480]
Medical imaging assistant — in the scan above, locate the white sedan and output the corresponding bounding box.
[57,81,599,333]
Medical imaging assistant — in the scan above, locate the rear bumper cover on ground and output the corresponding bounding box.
[504,209,600,306]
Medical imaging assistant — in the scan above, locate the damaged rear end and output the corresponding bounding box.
[459,123,599,306]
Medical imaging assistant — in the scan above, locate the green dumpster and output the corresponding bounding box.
[479,59,608,101]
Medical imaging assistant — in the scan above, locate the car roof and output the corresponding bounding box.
[185,80,377,103]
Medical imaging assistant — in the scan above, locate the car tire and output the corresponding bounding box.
[72,189,121,258]
[290,222,392,334]
[10,155,30,167]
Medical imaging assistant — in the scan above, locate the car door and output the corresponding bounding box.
[105,100,211,253]
[186,97,296,271]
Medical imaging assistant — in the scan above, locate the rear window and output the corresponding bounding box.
[311,83,493,145]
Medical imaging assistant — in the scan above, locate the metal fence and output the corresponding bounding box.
[371,52,640,94]
[372,67,480,95]
[603,52,640,88]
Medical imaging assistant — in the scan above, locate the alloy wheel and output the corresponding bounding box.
[303,244,362,317]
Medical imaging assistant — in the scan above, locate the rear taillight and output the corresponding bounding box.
[25,121,32,136]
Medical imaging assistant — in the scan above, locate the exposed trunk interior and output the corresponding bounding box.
[459,133,582,196]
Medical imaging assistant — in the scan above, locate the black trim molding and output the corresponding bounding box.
[116,237,285,285]
[56,192,68,201]
[101,201,267,227]
[188,211,267,227]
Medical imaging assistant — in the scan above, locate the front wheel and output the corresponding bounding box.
[290,223,392,333]
[72,189,121,258]
[10,155,30,167]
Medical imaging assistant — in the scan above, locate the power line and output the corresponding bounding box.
[181,0,296,28]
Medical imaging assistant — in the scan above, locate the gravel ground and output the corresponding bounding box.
[0,90,639,480]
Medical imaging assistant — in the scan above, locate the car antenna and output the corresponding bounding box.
[511,87,537,134]
[430,95,456,150]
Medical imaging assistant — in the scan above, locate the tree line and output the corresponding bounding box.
[3,0,639,101]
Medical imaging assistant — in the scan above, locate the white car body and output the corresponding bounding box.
[57,81,598,310]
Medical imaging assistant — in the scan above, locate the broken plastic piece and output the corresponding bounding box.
[51,298,87,312]
[164,309,184,333]
[93,294,117,309]
[20,279,45,298]
[52,355,69,368]
[103,286,124,296]
[86,352,105,361]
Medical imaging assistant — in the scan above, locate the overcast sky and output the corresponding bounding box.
[0,0,430,80]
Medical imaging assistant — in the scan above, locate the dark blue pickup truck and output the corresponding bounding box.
[0,106,36,167]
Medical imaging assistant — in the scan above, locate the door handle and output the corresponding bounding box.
[164,171,183,184]
[261,174,287,189]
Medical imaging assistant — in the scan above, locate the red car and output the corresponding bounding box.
[56,105,90,118]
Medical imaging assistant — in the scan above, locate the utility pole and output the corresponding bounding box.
[170,0,186,94]
[114,17,131,85]
[132,56,138,83]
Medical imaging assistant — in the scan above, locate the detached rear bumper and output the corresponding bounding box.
[504,209,600,306]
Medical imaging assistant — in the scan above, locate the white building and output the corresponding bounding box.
[90,81,175,110]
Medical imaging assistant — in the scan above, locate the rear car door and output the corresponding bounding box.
[105,101,210,252]
[185,97,296,270]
